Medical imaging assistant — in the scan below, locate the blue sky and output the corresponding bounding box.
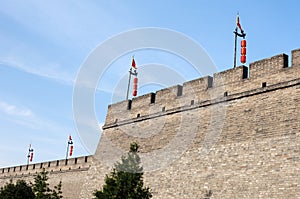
[0,0,299,168]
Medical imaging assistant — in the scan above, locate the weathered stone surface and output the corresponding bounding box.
[1,49,300,198]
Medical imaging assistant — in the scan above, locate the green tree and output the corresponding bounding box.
[32,168,63,199]
[51,181,63,199]
[94,142,152,199]
[0,179,35,199]
[0,169,62,199]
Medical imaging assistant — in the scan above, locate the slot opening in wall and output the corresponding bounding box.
[33,164,35,170]
[2,168,4,173]
[262,82,267,88]
[191,100,195,106]
[7,168,10,173]
[13,167,16,172]
[20,166,22,171]
[75,158,78,164]
[242,66,249,79]
[85,156,88,163]
[162,107,165,112]
[208,76,213,88]
[40,163,43,169]
[127,100,132,110]
[65,159,68,165]
[150,93,156,104]
[48,162,51,167]
[56,160,59,166]
[283,54,288,68]
[224,92,228,97]
[26,165,28,170]
[177,85,183,96]
[137,113,140,118]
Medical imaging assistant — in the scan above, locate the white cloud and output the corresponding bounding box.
[0,101,32,117]
[1,55,74,85]
[0,100,69,134]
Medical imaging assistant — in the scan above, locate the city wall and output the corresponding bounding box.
[0,156,93,199]
[1,49,300,198]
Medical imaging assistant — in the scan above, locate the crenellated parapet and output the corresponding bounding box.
[292,48,300,66]
[104,48,300,127]
[0,156,92,179]
[213,65,248,87]
[249,54,288,78]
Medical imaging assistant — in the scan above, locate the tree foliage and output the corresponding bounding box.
[0,179,35,199]
[32,168,63,199]
[0,169,63,199]
[94,142,152,199]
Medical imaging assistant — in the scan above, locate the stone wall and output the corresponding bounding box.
[98,48,300,198]
[0,156,93,199]
[1,49,300,198]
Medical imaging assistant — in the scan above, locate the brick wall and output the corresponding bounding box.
[1,48,300,198]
